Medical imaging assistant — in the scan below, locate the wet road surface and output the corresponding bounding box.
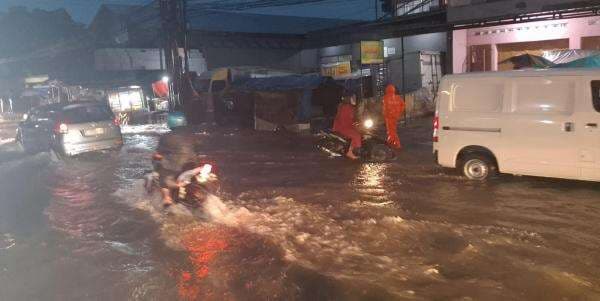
[1,119,600,300]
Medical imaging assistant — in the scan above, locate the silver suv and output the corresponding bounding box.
[17,102,123,156]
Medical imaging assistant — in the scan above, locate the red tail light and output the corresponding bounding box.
[53,120,70,134]
[152,153,164,161]
[433,113,439,143]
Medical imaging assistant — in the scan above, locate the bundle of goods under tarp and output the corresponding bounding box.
[230,74,341,131]
[253,90,304,130]
[500,50,600,70]
[553,54,600,68]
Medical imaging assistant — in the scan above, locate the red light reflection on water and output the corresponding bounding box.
[176,227,230,301]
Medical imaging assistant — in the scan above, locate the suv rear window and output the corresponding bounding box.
[62,105,114,123]
[592,81,600,113]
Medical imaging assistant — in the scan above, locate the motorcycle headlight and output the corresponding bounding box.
[364,118,374,129]
[200,164,213,177]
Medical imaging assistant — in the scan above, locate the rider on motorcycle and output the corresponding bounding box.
[152,153,218,207]
[156,161,180,207]
[332,92,361,160]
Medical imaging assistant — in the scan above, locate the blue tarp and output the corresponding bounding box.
[232,74,329,92]
[553,55,600,68]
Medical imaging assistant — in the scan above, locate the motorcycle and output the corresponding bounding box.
[144,154,220,208]
[316,115,395,163]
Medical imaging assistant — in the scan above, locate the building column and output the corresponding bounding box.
[491,44,498,71]
[446,31,453,74]
[452,29,468,74]
[570,36,581,50]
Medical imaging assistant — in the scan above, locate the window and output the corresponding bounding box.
[34,110,53,123]
[592,81,600,113]
[452,80,504,112]
[62,105,113,123]
[514,78,575,115]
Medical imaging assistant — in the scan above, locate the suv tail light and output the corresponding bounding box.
[53,120,69,134]
[433,112,439,143]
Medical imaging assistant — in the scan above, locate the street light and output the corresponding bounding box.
[162,76,169,83]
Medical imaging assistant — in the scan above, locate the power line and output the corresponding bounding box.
[1,0,373,63]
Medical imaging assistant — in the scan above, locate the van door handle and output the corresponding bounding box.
[564,122,574,132]
[585,123,598,128]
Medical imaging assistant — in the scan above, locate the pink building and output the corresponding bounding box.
[453,16,600,73]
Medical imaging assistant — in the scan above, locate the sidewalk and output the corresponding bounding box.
[0,121,18,141]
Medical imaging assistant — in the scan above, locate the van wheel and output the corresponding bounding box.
[18,133,37,154]
[460,154,497,181]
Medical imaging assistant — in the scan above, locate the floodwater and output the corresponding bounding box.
[1,120,600,301]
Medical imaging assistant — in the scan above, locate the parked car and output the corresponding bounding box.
[17,102,123,156]
[434,68,600,181]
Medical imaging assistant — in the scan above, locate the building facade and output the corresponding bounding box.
[449,0,600,73]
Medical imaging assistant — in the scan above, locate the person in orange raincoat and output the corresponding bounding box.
[333,93,361,160]
[383,84,405,149]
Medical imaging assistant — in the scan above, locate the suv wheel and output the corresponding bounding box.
[461,154,497,181]
[17,131,35,154]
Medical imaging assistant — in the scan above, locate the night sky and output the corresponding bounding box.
[0,0,378,24]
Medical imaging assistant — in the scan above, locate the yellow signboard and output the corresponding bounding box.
[361,41,384,64]
[321,61,352,78]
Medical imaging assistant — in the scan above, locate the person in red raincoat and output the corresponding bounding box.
[333,93,361,160]
[383,84,405,149]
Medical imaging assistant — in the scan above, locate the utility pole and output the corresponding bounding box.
[159,0,188,112]
[183,0,190,73]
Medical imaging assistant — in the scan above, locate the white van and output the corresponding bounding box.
[433,68,600,181]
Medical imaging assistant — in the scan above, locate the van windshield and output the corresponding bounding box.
[62,105,114,123]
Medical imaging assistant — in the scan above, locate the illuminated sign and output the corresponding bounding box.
[361,41,384,64]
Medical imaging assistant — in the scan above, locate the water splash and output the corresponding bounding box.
[0,138,15,145]
[0,233,15,250]
[121,124,171,135]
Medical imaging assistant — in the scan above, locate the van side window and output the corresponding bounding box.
[452,81,503,112]
[592,81,600,113]
[514,79,574,114]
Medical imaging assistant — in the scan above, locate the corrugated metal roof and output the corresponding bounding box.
[100,4,358,35]
[232,74,330,91]
[102,4,143,17]
[188,10,359,35]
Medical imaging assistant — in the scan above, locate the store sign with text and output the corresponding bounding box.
[321,61,352,77]
[361,41,384,64]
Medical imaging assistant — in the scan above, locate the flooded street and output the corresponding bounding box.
[1,120,600,300]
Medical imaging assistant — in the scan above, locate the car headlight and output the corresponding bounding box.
[364,118,374,129]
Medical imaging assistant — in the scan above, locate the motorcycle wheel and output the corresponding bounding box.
[316,137,346,156]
